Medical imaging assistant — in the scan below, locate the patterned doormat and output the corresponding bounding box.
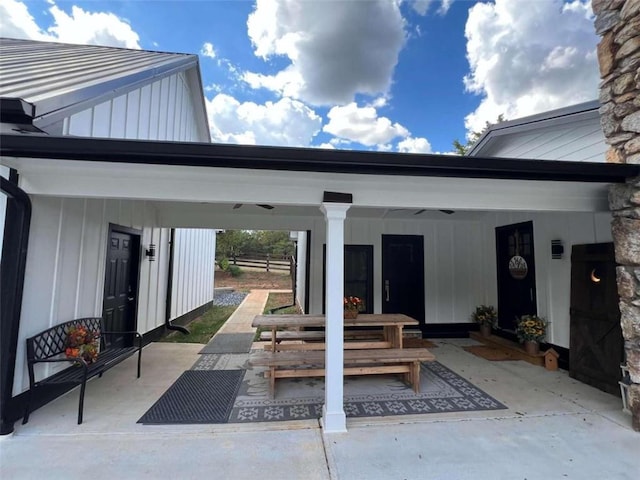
[223,356,507,423]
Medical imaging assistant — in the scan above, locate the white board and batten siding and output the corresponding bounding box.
[14,197,169,394]
[12,67,215,395]
[299,211,610,350]
[170,228,216,321]
[61,71,209,142]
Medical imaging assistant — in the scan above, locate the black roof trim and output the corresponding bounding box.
[1,131,638,183]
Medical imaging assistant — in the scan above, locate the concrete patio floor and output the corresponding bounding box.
[1,336,638,480]
[2,291,639,478]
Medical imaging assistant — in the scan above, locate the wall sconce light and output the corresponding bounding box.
[145,243,156,261]
[551,240,564,259]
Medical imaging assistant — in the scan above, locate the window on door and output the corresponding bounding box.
[323,245,373,313]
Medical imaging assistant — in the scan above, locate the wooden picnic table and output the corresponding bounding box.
[252,313,419,352]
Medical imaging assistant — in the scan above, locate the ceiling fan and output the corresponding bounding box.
[233,203,275,210]
[389,208,455,215]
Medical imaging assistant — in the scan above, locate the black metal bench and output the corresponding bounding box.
[23,317,142,425]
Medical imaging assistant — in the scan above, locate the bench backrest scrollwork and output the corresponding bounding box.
[26,317,103,361]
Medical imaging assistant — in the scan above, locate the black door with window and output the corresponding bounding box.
[382,235,425,328]
[102,226,140,348]
[323,245,374,314]
[495,221,537,330]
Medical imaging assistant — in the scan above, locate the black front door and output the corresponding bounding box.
[382,235,425,328]
[322,245,374,314]
[102,226,140,347]
[569,243,622,394]
[495,221,537,330]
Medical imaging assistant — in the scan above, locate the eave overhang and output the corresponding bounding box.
[1,131,638,184]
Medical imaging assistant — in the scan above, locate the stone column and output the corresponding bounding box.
[593,0,640,431]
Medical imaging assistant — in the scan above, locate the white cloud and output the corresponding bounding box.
[206,94,322,147]
[410,0,452,16]
[438,0,454,15]
[245,0,406,105]
[410,0,434,16]
[463,0,599,135]
[0,0,140,48]
[0,0,50,40]
[323,103,410,148]
[48,5,140,48]
[200,42,216,59]
[409,0,453,16]
[398,136,432,153]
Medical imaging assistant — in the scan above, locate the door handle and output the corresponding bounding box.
[128,296,135,302]
[385,280,390,302]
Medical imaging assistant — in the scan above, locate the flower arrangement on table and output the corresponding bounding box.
[471,305,498,328]
[343,296,363,319]
[65,325,100,364]
[515,314,548,343]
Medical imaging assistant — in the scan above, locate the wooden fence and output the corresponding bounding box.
[231,253,293,273]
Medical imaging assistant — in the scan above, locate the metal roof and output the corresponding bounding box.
[0,37,199,119]
[468,101,600,156]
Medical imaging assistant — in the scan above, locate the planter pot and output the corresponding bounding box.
[344,310,358,319]
[524,340,540,355]
[479,324,492,337]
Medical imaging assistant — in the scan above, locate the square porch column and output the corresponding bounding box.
[320,201,350,433]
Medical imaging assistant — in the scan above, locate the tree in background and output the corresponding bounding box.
[216,230,294,259]
[453,114,505,155]
[216,230,253,259]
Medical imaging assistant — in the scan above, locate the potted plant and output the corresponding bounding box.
[515,314,548,355]
[471,305,498,337]
[343,296,363,319]
[65,324,100,363]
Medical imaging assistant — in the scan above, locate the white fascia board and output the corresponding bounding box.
[7,157,610,213]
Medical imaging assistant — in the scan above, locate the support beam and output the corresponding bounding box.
[320,202,350,433]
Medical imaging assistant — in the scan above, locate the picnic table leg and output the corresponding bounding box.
[269,366,276,398]
[271,327,277,352]
[412,361,420,393]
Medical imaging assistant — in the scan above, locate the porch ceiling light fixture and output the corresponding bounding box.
[145,243,156,261]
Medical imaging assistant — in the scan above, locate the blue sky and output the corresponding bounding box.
[0,0,600,153]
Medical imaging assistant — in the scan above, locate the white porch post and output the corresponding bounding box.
[320,202,350,433]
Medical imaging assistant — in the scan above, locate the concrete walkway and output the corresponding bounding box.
[215,289,273,335]
[2,290,639,479]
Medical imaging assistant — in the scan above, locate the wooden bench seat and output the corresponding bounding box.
[249,347,436,397]
[259,329,384,342]
[259,329,389,351]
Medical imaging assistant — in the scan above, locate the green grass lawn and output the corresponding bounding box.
[160,292,300,344]
[159,305,237,344]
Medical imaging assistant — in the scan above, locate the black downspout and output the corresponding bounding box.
[164,228,189,335]
[0,172,32,435]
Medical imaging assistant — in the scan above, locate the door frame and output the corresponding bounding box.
[102,223,142,334]
[322,244,374,314]
[381,234,425,328]
[495,221,537,331]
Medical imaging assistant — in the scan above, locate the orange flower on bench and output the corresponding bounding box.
[65,325,100,364]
